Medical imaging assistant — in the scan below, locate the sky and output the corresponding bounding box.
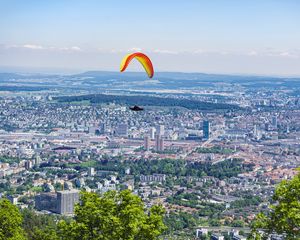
[0,0,300,76]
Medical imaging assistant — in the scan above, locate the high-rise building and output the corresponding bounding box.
[144,135,150,151]
[149,127,156,139]
[159,138,165,151]
[203,120,210,139]
[57,190,79,215]
[155,134,164,152]
[156,125,165,137]
[155,134,160,151]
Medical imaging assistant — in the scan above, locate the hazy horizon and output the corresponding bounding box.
[1,0,300,76]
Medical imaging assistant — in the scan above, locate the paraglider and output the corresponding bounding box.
[120,52,154,78]
[129,105,144,111]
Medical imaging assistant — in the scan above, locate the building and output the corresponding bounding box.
[125,167,130,175]
[156,125,165,137]
[155,134,164,152]
[64,181,73,190]
[116,124,128,136]
[155,134,160,151]
[88,126,97,134]
[272,115,278,127]
[34,155,41,166]
[159,138,164,151]
[35,192,58,212]
[203,120,210,140]
[57,190,80,215]
[211,234,224,240]
[75,178,85,188]
[140,174,166,183]
[88,167,95,177]
[25,160,33,170]
[7,195,18,205]
[149,127,156,139]
[196,228,208,238]
[144,135,150,151]
[232,235,247,240]
[99,122,106,134]
[35,190,79,215]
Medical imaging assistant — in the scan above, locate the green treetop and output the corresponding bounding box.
[58,190,167,240]
[250,171,300,240]
[0,198,26,240]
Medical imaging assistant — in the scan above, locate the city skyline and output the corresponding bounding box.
[0,0,300,76]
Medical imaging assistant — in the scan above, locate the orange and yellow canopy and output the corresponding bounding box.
[120,52,154,78]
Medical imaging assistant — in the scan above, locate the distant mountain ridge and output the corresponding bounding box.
[1,71,300,91]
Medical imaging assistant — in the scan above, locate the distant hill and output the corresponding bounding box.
[0,71,300,92]
[55,93,241,111]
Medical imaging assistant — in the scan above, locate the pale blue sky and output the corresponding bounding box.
[0,0,300,75]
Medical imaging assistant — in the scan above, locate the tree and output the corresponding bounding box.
[0,198,26,240]
[21,208,59,240]
[250,171,300,239]
[58,190,167,240]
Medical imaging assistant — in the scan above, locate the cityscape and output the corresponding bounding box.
[0,70,299,239]
[1,1,300,239]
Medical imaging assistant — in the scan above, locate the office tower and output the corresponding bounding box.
[149,127,156,139]
[156,125,165,137]
[159,138,165,151]
[57,190,79,215]
[116,124,128,136]
[144,135,150,151]
[155,134,160,151]
[203,120,210,139]
[155,134,164,152]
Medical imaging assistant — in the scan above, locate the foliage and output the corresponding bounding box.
[21,208,59,240]
[0,198,26,240]
[95,158,253,180]
[250,172,300,239]
[0,156,21,164]
[164,212,197,234]
[196,146,234,154]
[58,190,167,240]
[230,195,261,209]
[56,93,240,111]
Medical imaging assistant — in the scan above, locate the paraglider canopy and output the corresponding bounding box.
[120,52,154,78]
